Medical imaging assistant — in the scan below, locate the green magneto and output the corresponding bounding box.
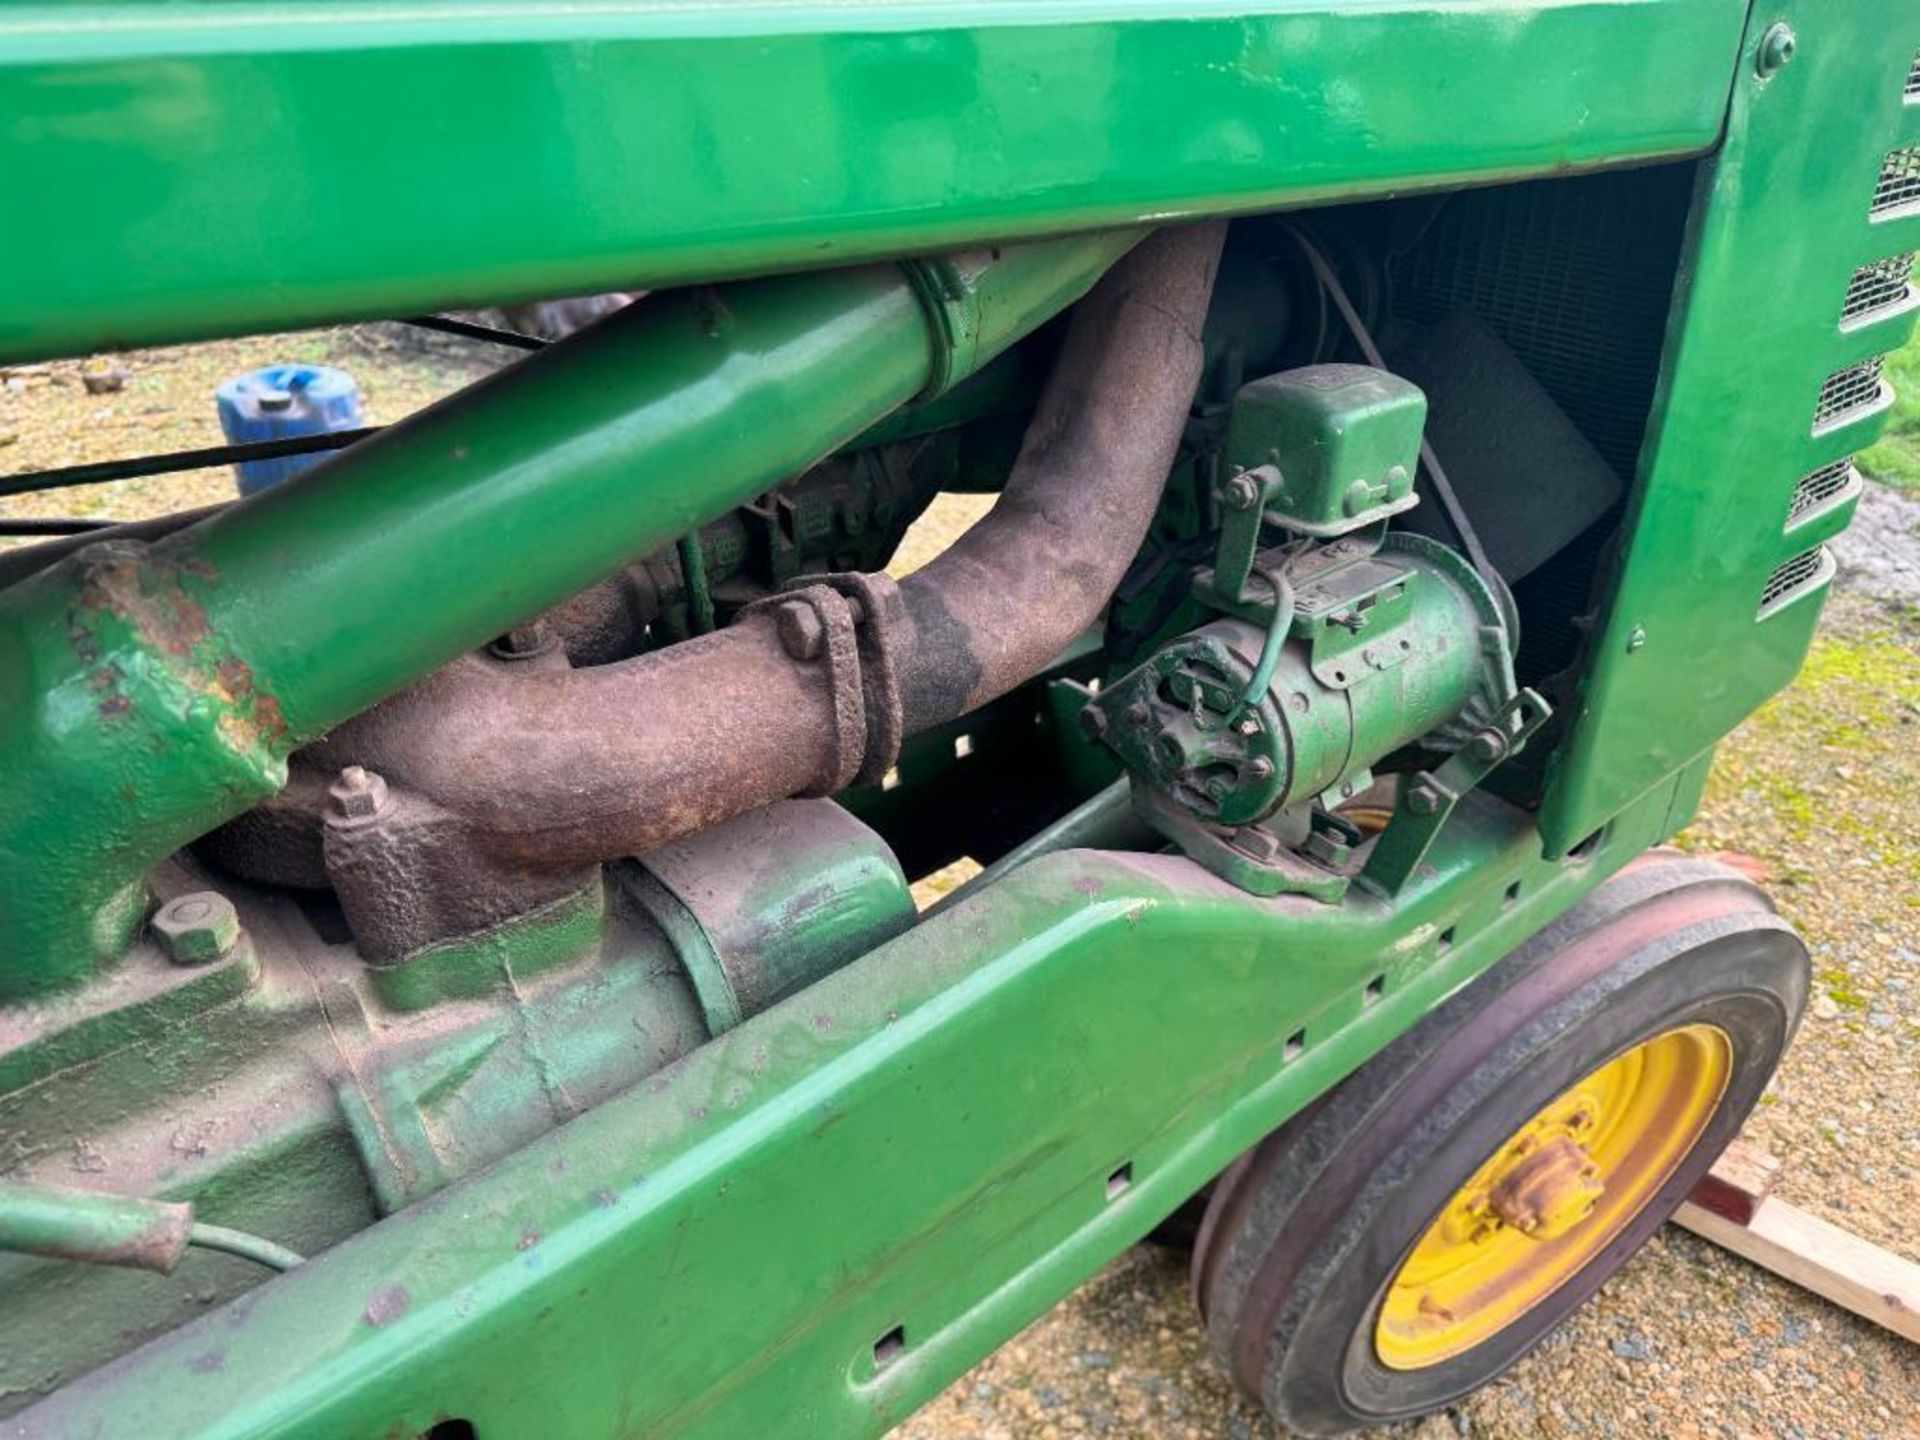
[1093,361,1526,900]
[1098,538,1496,825]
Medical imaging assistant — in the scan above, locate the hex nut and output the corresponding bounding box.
[1223,473,1262,511]
[152,892,242,966]
[774,600,826,661]
[489,620,557,660]
[1469,731,1508,763]
[328,765,390,823]
[1231,826,1283,861]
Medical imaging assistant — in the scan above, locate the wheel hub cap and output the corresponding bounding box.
[1373,1023,1733,1370]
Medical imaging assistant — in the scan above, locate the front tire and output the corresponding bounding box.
[1192,853,1808,1436]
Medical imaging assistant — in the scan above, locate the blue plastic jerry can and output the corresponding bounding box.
[215,364,362,495]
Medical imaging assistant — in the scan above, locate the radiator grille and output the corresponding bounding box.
[1787,459,1858,525]
[1757,547,1832,618]
[1908,48,1920,99]
[1813,356,1889,430]
[1387,166,1692,481]
[1873,147,1920,218]
[1842,253,1916,322]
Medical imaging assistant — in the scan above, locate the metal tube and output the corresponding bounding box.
[0,231,1141,1001]
[0,503,226,586]
[186,1223,304,1273]
[891,222,1226,730]
[924,779,1155,918]
[0,1181,194,1275]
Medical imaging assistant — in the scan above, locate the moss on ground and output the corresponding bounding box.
[1859,333,1920,492]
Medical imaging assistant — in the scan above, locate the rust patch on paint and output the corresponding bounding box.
[69,541,289,755]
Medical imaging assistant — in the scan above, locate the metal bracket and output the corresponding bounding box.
[739,571,908,790]
[1195,464,1287,608]
[1134,787,1352,903]
[737,584,867,793]
[1359,687,1552,897]
[812,570,908,786]
[899,253,984,400]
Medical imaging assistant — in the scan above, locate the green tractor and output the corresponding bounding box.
[0,2,1912,1435]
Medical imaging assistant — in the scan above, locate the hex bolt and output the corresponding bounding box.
[1755,21,1796,77]
[489,619,557,660]
[328,765,390,823]
[1078,705,1109,742]
[1223,473,1261,511]
[1407,782,1444,816]
[1125,701,1152,727]
[773,599,825,661]
[1245,756,1275,783]
[1469,731,1507,763]
[151,892,242,967]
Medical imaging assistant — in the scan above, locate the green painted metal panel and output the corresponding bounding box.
[0,0,1749,364]
[7,776,1696,1439]
[1538,0,1920,852]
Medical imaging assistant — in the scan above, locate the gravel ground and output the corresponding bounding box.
[4,342,1915,1439]
[0,330,497,538]
[1832,480,1920,608]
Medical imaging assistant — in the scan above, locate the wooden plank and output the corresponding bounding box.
[1673,1196,1920,1344]
[1686,1138,1783,1225]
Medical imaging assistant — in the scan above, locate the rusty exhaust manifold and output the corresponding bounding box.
[217,224,1224,963]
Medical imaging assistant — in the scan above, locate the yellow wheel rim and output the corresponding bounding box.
[1374,1023,1732,1370]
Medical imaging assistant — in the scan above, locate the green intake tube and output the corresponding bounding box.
[0,230,1143,1002]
